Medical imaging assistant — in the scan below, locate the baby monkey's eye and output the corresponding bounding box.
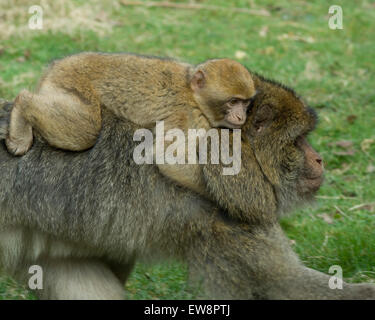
[228,98,241,106]
[228,98,252,107]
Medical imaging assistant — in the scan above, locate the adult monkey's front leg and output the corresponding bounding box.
[186,220,375,299]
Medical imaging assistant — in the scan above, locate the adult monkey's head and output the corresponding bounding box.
[244,73,324,214]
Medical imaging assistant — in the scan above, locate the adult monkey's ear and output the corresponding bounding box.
[251,104,275,134]
[190,70,206,92]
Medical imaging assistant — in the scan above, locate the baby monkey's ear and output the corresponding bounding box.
[190,70,206,91]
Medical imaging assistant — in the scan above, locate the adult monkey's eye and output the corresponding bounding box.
[294,136,304,147]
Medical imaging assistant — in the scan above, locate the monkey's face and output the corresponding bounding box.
[244,76,324,213]
[294,136,324,194]
[190,59,256,129]
[218,97,252,128]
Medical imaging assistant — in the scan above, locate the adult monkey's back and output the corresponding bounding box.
[0,82,374,299]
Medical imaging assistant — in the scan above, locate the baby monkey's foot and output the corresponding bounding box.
[6,132,33,156]
[5,91,33,156]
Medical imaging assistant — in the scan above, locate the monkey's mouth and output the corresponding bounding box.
[298,175,324,195]
[308,176,324,192]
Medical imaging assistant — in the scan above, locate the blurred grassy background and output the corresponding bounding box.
[0,0,374,299]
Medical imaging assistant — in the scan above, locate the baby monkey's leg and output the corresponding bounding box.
[155,127,208,196]
[6,89,101,155]
[158,163,207,196]
[6,90,34,156]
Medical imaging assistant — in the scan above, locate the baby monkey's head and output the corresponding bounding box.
[190,59,256,129]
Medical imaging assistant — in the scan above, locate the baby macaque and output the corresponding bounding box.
[6,53,255,193]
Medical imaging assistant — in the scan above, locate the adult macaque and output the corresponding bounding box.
[0,74,374,300]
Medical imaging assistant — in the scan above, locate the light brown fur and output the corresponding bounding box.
[6,52,255,194]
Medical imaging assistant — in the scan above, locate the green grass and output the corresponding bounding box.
[0,0,374,299]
